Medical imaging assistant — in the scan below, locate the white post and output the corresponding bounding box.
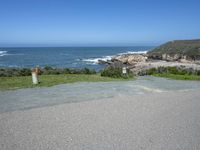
[32,72,38,84]
[122,67,127,74]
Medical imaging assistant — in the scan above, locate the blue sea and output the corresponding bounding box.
[0,46,153,70]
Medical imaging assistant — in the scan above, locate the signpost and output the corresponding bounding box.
[122,67,127,75]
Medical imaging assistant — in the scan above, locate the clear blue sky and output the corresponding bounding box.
[0,0,200,47]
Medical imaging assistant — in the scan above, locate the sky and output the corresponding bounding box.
[0,0,200,47]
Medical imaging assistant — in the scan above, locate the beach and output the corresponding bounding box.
[0,78,200,150]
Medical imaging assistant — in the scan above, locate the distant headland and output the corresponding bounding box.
[99,39,200,75]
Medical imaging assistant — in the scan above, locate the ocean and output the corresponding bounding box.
[0,46,153,70]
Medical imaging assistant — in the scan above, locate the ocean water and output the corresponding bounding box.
[0,47,152,70]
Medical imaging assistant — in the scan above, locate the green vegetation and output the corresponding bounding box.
[140,66,200,76]
[0,68,32,77]
[0,74,128,90]
[101,66,134,79]
[139,66,200,80]
[148,39,200,60]
[0,66,135,90]
[153,74,200,80]
[0,67,96,77]
[41,66,96,75]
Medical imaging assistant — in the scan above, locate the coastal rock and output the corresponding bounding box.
[161,53,182,61]
[150,53,200,63]
[98,60,108,64]
[147,39,200,62]
[112,54,147,65]
[98,59,113,65]
[98,39,200,76]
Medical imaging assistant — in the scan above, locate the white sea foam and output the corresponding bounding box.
[118,50,148,55]
[82,56,113,65]
[0,50,24,57]
[0,51,7,54]
[0,51,8,57]
[81,50,148,65]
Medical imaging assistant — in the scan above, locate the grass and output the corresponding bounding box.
[153,73,200,80]
[0,74,133,90]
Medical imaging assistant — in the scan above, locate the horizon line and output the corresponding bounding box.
[0,45,156,48]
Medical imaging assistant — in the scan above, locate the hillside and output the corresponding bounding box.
[148,39,200,61]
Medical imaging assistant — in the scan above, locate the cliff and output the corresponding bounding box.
[147,39,200,61]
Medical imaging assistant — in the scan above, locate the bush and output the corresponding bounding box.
[0,68,32,77]
[146,68,157,75]
[66,68,96,74]
[44,65,53,70]
[197,70,200,75]
[63,68,71,74]
[101,66,133,78]
[141,66,200,76]
[167,66,179,74]
[19,68,31,76]
[0,67,96,77]
[82,68,96,74]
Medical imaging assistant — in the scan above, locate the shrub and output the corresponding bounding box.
[19,68,31,76]
[0,68,31,77]
[63,68,71,74]
[197,70,200,75]
[141,66,200,76]
[101,66,133,78]
[146,68,157,75]
[0,66,97,77]
[82,68,96,74]
[44,65,53,70]
[67,68,96,74]
[167,66,179,74]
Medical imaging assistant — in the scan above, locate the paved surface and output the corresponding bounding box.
[1,76,200,113]
[0,90,200,150]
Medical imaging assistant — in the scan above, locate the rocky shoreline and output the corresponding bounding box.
[98,39,200,75]
[98,53,200,75]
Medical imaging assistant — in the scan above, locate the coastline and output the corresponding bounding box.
[131,60,200,74]
[1,90,200,149]
[100,53,200,73]
[1,51,200,91]
[0,47,152,69]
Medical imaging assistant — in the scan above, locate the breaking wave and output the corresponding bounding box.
[0,50,25,57]
[118,50,148,55]
[0,51,8,57]
[81,50,148,65]
[82,56,112,65]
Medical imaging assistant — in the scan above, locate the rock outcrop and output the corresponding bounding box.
[148,39,200,62]
[111,54,148,65]
[97,40,200,75]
